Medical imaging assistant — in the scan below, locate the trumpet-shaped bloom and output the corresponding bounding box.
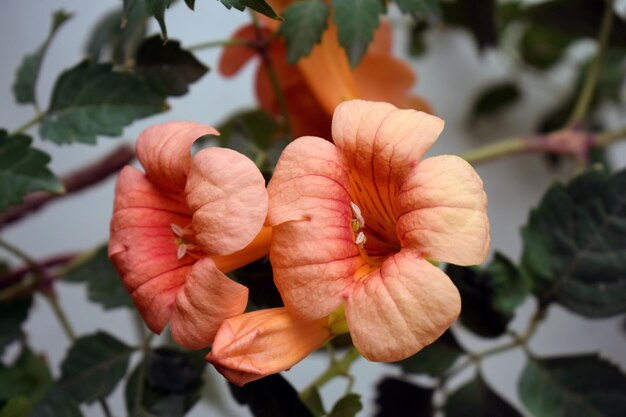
[109,121,271,349]
[206,307,333,385]
[219,20,432,139]
[267,100,490,361]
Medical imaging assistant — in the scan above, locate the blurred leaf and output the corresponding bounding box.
[59,332,134,403]
[0,131,63,211]
[471,82,521,120]
[445,374,523,417]
[328,394,362,417]
[62,245,132,310]
[408,21,429,56]
[185,0,195,9]
[13,10,72,104]
[519,25,574,69]
[441,0,499,49]
[447,253,528,338]
[135,36,208,96]
[0,347,53,403]
[125,347,206,417]
[394,0,440,20]
[279,0,328,64]
[394,330,464,376]
[27,388,84,417]
[332,0,384,67]
[229,374,313,417]
[219,0,281,20]
[0,296,33,355]
[300,387,324,417]
[40,61,167,144]
[522,168,626,317]
[519,354,626,417]
[0,396,30,417]
[374,377,433,417]
[230,259,283,310]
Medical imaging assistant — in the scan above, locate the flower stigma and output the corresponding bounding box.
[171,223,202,260]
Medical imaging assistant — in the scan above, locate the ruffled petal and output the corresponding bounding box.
[213,226,273,273]
[396,155,490,265]
[109,166,193,334]
[186,147,268,256]
[268,136,357,319]
[136,121,219,193]
[170,257,249,349]
[206,308,330,386]
[344,251,461,361]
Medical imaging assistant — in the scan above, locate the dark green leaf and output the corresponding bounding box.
[40,61,167,144]
[328,394,362,417]
[230,258,283,310]
[0,131,63,211]
[136,36,208,96]
[59,331,134,403]
[519,25,574,69]
[145,0,172,39]
[471,82,521,119]
[440,0,499,49]
[374,377,433,417]
[394,330,464,376]
[229,374,314,417]
[445,374,523,417]
[0,396,30,417]
[27,389,83,417]
[300,387,325,417]
[0,347,53,403]
[519,354,626,417]
[125,347,206,417]
[0,296,33,354]
[62,245,132,310]
[394,0,440,19]
[522,168,626,317]
[218,0,281,20]
[13,10,72,104]
[408,21,429,56]
[185,0,195,10]
[332,0,384,67]
[447,253,528,337]
[279,0,329,64]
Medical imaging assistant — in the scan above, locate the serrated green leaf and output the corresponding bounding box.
[59,332,134,404]
[328,394,362,417]
[394,330,464,376]
[446,374,523,417]
[394,0,440,19]
[62,245,132,310]
[136,36,208,96]
[279,0,328,64]
[0,396,30,417]
[374,377,433,417]
[146,0,172,39]
[522,168,626,317]
[40,61,167,144]
[332,0,384,67]
[519,354,626,417]
[471,82,521,119]
[447,253,528,338]
[0,131,63,211]
[218,0,281,20]
[13,10,71,104]
[0,296,33,354]
[0,347,53,403]
[27,389,84,417]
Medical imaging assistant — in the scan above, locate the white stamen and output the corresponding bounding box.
[355,231,367,246]
[350,201,365,227]
[171,223,185,237]
[177,244,187,260]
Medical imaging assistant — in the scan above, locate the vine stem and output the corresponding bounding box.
[11,112,45,135]
[187,38,250,51]
[300,346,360,400]
[567,0,616,126]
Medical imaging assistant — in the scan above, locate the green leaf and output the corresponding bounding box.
[440,0,499,49]
[445,374,523,417]
[471,82,521,119]
[279,0,328,64]
[300,387,325,417]
[332,0,384,67]
[62,245,132,310]
[0,131,63,212]
[59,332,134,403]
[374,377,433,417]
[27,389,84,417]
[145,0,172,39]
[13,10,72,104]
[522,168,626,317]
[218,0,281,20]
[519,354,626,417]
[0,347,53,403]
[394,330,464,376]
[328,394,362,417]
[184,0,196,10]
[125,347,206,417]
[394,0,440,20]
[447,253,528,338]
[519,25,574,69]
[0,396,30,417]
[0,296,33,354]
[40,61,167,144]
[229,374,314,417]
[135,36,208,97]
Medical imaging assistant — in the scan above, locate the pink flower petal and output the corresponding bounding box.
[267,136,358,319]
[396,155,490,265]
[170,257,249,349]
[136,121,219,193]
[344,251,461,361]
[186,147,268,256]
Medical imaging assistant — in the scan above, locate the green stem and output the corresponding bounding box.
[11,112,45,136]
[567,0,615,125]
[187,38,250,51]
[301,346,360,399]
[596,125,626,147]
[44,290,77,341]
[460,137,528,165]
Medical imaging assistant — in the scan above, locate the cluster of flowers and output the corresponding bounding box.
[108,99,490,386]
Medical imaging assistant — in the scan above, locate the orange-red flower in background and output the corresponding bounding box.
[267,100,490,361]
[109,121,271,349]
